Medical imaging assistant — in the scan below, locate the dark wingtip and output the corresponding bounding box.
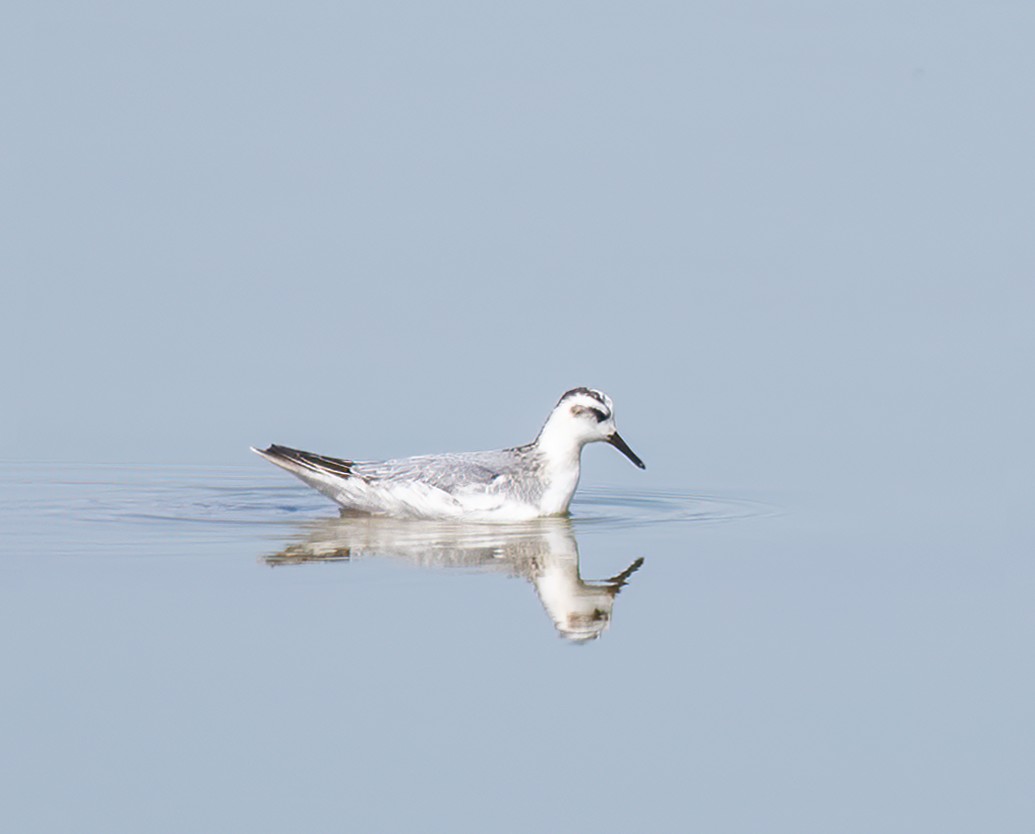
[252,444,284,457]
[254,444,355,478]
[258,444,305,459]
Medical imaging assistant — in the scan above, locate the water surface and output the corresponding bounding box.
[2,464,1032,833]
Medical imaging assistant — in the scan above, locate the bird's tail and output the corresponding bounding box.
[251,444,356,479]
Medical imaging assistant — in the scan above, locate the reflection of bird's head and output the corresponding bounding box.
[556,598,614,643]
[534,549,644,643]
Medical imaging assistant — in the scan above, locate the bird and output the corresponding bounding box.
[252,387,645,520]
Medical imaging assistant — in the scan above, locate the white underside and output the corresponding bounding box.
[286,465,576,522]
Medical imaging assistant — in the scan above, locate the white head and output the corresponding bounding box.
[537,387,645,469]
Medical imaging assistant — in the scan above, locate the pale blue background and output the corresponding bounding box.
[2,3,1034,832]
[4,1,1030,491]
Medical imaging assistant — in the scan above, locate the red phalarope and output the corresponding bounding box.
[252,387,645,521]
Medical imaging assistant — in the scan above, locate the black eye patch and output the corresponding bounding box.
[571,404,610,421]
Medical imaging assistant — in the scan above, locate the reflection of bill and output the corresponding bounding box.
[264,516,644,643]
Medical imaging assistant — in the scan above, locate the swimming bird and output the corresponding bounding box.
[252,387,644,520]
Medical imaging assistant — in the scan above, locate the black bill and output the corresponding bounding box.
[607,432,646,470]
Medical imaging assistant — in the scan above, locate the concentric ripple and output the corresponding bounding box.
[1,463,774,537]
[573,485,774,530]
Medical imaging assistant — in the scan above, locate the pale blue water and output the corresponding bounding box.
[2,463,1032,832]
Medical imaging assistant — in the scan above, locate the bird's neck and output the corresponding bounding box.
[533,421,585,515]
[534,419,585,471]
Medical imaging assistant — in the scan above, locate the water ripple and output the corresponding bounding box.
[1,463,774,535]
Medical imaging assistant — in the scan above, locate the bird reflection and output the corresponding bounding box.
[264,516,643,642]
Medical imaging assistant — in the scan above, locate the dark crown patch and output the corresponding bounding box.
[558,387,606,407]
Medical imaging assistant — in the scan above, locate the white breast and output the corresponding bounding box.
[537,458,582,516]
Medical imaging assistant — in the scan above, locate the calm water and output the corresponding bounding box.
[2,463,1032,832]
[5,3,1035,829]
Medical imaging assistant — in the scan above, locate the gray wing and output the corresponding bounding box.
[352,449,528,492]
